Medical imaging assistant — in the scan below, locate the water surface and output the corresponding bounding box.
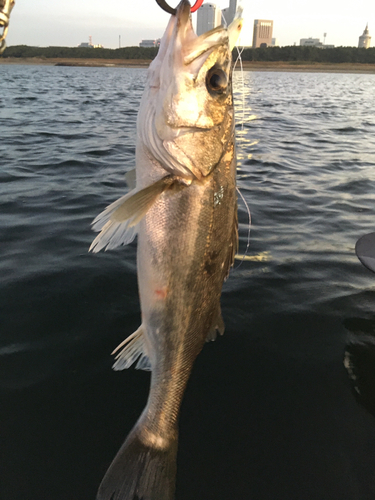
[1,65,375,499]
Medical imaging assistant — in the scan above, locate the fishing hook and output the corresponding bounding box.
[155,0,204,15]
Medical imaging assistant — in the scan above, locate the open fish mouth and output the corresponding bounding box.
[0,0,15,54]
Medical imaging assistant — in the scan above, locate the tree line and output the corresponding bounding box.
[3,44,375,64]
[240,46,375,63]
[3,45,158,60]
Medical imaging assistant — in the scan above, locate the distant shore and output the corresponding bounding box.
[0,57,152,68]
[2,57,375,73]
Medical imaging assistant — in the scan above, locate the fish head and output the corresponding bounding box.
[140,0,243,179]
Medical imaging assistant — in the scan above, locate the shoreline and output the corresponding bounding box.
[0,57,152,68]
[1,57,375,73]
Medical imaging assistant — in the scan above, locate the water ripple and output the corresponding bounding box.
[5,69,375,360]
[1,66,375,499]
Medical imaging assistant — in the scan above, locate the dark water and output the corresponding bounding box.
[1,65,375,499]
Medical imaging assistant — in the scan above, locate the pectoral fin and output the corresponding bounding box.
[111,176,173,225]
[89,176,174,253]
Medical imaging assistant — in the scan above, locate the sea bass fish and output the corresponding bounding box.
[90,1,243,499]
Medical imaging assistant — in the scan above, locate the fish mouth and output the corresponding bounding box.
[159,0,243,67]
[175,0,191,23]
[172,1,243,66]
[174,0,196,49]
[0,18,9,41]
[171,1,228,69]
[0,24,8,54]
[0,0,14,31]
[0,0,15,54]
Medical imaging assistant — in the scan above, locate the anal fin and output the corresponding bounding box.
[206,305,225,342]
[112,326,151,371]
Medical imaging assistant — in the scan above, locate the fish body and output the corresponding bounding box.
[90,2,243,499]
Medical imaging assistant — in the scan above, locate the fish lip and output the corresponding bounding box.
[0,0,14,47]
[175,0,191,21]
[0,24,8,48]
[174,125,214,132]
[0,0,15,26]
[0,15,9,29]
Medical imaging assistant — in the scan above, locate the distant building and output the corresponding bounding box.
[221,0,237,26]
[79,36,94,48]
[196,3,221,36]
[358,24,371,48]
[271,38,279,47]
[252,20,273,48]
[300,38,322,47]
[300,38,334,48]
[78,36,102,49]
[139,39,161,48]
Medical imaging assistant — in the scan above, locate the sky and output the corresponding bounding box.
[4,0,375,49]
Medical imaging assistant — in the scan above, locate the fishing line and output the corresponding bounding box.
[220,9,228,28]
[230,9,249,270]
[233,45,245,132]
[234,185,251,271]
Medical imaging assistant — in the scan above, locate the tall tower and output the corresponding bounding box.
[196,3,222,36]
[358,24,371,48]
[252,20,274,48]
[222,0,237,26]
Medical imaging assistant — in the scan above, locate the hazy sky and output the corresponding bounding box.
[5,0,375,49]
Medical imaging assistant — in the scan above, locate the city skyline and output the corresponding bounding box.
[4,0,374,49]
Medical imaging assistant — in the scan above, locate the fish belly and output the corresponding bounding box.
[136,152,237,438]
[96,151,237,500]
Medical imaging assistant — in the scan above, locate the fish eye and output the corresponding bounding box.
[206,67,228,94]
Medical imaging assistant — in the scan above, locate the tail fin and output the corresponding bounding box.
[97,425,178,500]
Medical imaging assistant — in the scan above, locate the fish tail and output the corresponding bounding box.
[97,422,178,500]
